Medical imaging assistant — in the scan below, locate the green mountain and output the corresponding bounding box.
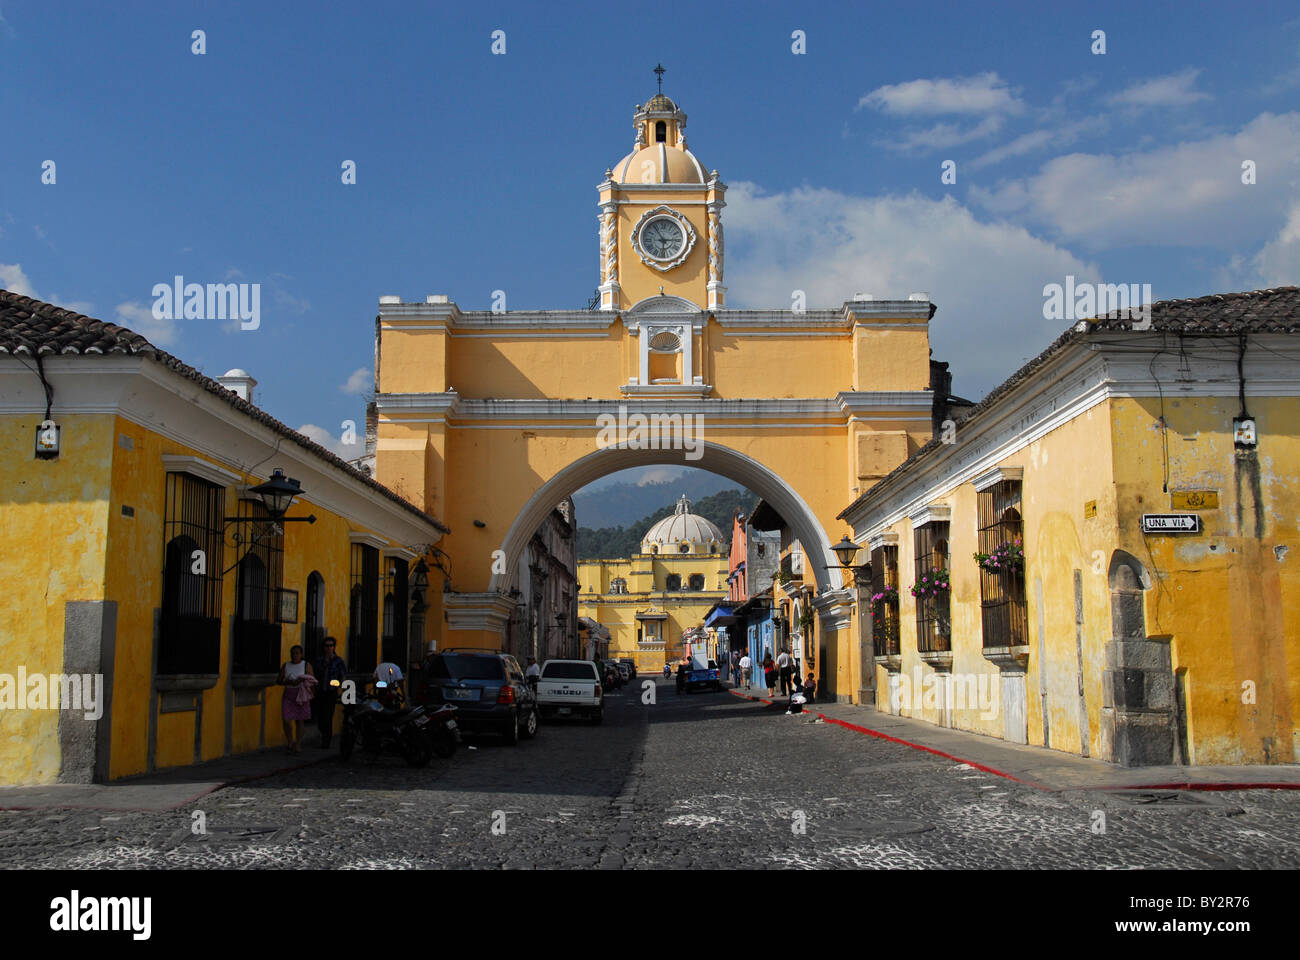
[572,470,737,529]
[577,488,752,560]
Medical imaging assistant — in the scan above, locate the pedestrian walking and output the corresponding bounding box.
[762,653,776,698]
[278,645,316,754]
[776,648,792,696]
[675,659,688,695]
[310,636,347,749]
[731,650,741,686]
[739,652,753,688]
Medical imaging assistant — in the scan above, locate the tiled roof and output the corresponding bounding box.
[839,285,1300,520]
[0,289,449,534]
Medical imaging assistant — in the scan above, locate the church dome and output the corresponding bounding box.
[610,145,706,184]
[643,93,677,113]
[606,88,709,185]
[641,495,724,554]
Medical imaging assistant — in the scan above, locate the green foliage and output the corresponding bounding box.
[577,488,752,560]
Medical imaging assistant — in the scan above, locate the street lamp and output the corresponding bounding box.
[226,468,317,525]
[831,534,861,569]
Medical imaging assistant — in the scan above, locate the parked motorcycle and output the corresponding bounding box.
[340,679,458,766]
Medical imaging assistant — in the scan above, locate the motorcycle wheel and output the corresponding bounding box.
[399,727,434,768]
[339,724,356,760]
[433,727,457,759]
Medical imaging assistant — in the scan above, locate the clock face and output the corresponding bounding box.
[641,217,684,260]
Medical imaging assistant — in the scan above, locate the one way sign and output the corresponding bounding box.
[1141,513,1202,534]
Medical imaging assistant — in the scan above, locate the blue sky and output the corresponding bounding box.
[3,0,1299,466]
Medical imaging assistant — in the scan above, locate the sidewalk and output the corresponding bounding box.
[728,686,1300,792]
[0,746,332,812]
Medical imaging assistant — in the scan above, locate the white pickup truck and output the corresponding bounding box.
[535,659,604,724]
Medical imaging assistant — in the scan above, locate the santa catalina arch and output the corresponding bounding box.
[371,89,940,694]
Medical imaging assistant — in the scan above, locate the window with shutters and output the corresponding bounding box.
[348,543,380,674]
[159,473,225,675]
[977,481,1028,649]
[913,522,951,653]
[870,545,900,659]
[232,498,283,674]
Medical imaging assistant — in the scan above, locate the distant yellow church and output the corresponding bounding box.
[578,495,728,672]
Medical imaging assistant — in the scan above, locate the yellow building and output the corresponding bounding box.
[838,288,1300,766]
[579,495,729,673]
[370,86,938,684]
[0,292,447,784]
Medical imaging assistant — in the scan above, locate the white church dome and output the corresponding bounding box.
[641,495,724,554]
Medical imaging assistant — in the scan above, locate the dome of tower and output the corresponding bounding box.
[641,495,725,554]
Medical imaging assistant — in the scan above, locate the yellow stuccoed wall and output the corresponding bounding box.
[3,410,427,784]
[0,414,113,784]
[578,552,728,672]
[869,403,1117,752]
[1109,395,1299,764]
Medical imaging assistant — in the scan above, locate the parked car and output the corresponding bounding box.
[618,658,637,680]
[600,659,624,689]
[535,659,604,723]
[418,649,539,744]
[685,657,723,693]
[615,662,631,683]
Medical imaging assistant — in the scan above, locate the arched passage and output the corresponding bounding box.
[490,442,848,599]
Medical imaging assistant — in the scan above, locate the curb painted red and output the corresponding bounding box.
[728,688,1300,793]
[816,714,1050,790]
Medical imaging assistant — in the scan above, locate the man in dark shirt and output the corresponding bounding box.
[311,637,348,748]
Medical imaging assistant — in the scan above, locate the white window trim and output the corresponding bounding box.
[972,466,1024,493]
[161,454,241,487]
[910,504,952,529]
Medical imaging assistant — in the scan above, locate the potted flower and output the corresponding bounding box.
[909,568,950,598]
[871,585,900,605]
[973,538,1025,574]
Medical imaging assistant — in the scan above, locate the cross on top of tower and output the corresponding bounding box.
[654,63,666,94]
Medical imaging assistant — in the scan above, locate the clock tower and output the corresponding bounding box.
[597,81,726,312]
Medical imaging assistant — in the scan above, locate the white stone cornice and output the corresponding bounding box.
[443,592,515,633]
[867,531,899,551]
[972,466,1023,492]
[160,454,242,487]
[618,383,713,399]
[841,300,933,322]
[910,503,951,529]
[837,391,934,415]
[348,531,388,550]
[383,545,418,561]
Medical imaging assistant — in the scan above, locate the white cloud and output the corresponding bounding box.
[0,263,36,296]
[1107,69,1210,109]
[1250,202,1300,287]
[724,182,1101,397]
[886,115,1003,153]
[114,300,178,347]
[298,423,363,459]
[969,112,1300,250]
[970,116,1109,169]
[859,72,1025,116]
[340,367,371,395]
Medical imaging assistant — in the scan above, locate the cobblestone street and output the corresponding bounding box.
[4,678,1299,870]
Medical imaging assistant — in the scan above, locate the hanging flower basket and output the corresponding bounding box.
[870,586,899,605]
[909,568,950,598]
[973,538,1024,573]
